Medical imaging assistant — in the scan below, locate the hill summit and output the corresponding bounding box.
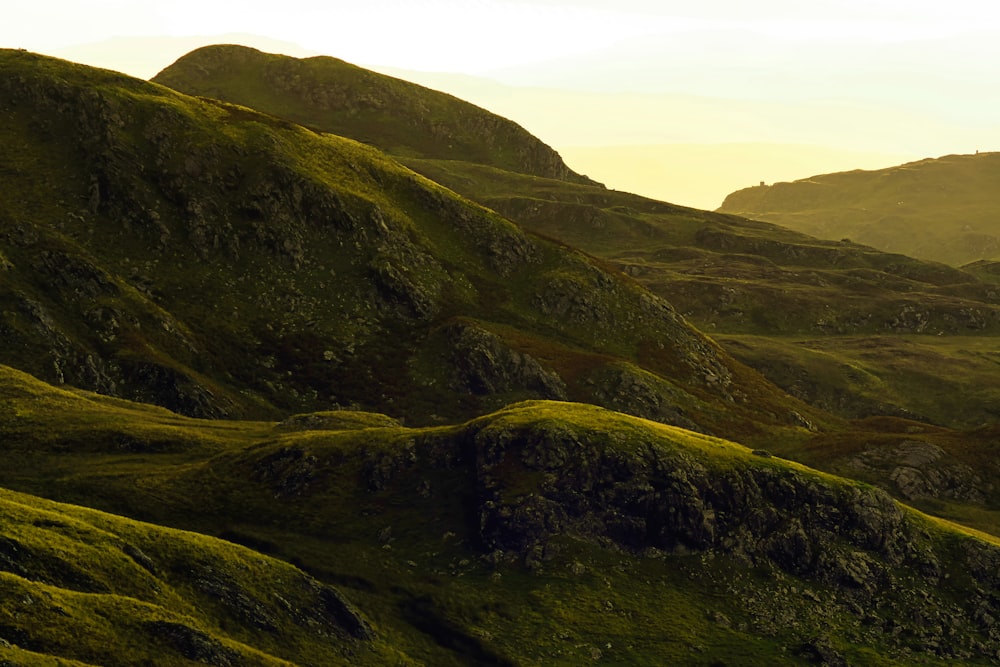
[153,44,599,185]
[718,152,1000,267]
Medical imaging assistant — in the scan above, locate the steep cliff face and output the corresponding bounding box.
[152,44,598,185]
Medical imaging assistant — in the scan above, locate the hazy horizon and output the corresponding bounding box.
[6,0,998,209]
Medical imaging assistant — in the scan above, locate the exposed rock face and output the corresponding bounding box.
[847,440,989,503]
[471,417,916,574]
[442,407,1000,661]
[444,322,567,400]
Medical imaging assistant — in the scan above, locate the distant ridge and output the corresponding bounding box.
[153,44,598,185]
[718,152,1000,266]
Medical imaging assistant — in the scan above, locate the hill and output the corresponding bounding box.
[718,152,1000,267]
[0,48,833,451]
[153,47,1000,428]
[4,364,1000,665]
[151,44,596,185]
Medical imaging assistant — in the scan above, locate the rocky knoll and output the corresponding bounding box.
[458,404,1000,662]
[172,400,1000,664]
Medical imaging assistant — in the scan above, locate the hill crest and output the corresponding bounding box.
[718,151,1000,266]
[152,44,599,186]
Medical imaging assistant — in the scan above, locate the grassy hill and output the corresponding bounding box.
[718,152,1000,267]
[0,48,828,446]
[6,46,1000,664]
[4,364,1000,665]
[152,46,1000,429]
[151,44,596,185]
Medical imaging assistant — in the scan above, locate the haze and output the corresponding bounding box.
[6,0,999,209]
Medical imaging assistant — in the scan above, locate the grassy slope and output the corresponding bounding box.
[151,44,595,185]
[149,46,1000,433]
[4,364,1000,665]
[718,152,1000,266]
[715,334,1000,428]
[147,46,1000,549]
[402,159,1000,337]
[0,48,832,447]
[0,489,399,665]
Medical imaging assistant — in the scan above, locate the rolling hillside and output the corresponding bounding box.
[718,152,1000,267]
[151,44,597,185]
[3,46,1000,665]
[153,47,1000,430]
[4,365,1000,665]
[0,48,830,448]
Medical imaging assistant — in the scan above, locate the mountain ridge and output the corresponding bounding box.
[718,152,1000,266]
[0,48,821,446]
[151,44,599,186]
[149,45,1000,434]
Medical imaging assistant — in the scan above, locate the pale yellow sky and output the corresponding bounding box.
[9,0,1000,73]
[5,0,999,209]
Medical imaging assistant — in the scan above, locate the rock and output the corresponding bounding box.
[796,635,848,666]
[445,322,567,400]
[314,583,376,640]
[144,620,243,666]
[850,440,986,503]
[253,447,320,498]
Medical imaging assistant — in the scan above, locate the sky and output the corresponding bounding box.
[5,0,1000,209]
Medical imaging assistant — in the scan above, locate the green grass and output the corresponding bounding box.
[718,152,1000,266]
[4,366,1000,664]
[0,485,404,666]
[715,334,1000,429]
[151,45,594,184]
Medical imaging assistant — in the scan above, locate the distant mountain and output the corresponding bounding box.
[558,143,914,211]
[152,44,596,185]
[719,152,1000,266]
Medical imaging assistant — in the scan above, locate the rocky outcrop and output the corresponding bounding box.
[444,322,567,400]
[452,405,1000,660]
[847,440,990,503]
